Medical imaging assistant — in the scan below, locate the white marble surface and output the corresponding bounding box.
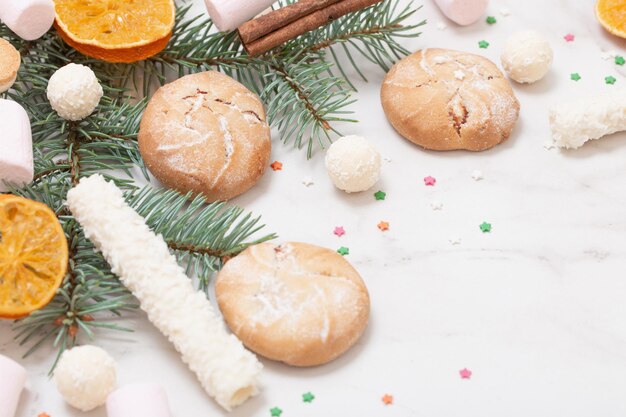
[3,0,626,416]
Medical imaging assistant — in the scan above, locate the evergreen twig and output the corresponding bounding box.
[1,17,275,367]
[140,1,424,157]
[0,0,422,368]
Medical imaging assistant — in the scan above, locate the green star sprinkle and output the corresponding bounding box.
[570,73,581,81]
[615,56,625,66]
[605,75,617,85]
[270,407,283,417]
[480,222,492,233]
[302,392,315,403]
[374,190,386,201]
[337,246,350,256]
[478,40,490,49]
[486,16,497,24]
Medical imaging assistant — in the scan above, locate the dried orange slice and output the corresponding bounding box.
[0,195,68,319]
[53,0,176,63]
[596,0,626,38]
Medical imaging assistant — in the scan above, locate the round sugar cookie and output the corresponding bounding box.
[216,242,370,367]
[139,71,271,202]
[0,38,20,93]
[381,48,520,151]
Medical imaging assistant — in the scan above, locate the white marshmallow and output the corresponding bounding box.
[434,0,489,26]
[0,354,27,417]
[0,0,55,41]
[0,99,33,192]
[549,90,626,149]
[204,0,276,31]
[107,384,172,417]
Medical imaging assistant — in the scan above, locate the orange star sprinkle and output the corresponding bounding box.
[382,394,394,405]
[38,413,51,417]
[377,221,390,231]
[270,161,283,171]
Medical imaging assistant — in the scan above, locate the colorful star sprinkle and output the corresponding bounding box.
[616,56,625,66]
[459,368,473,379]
[302,176,314,187]
[423,176,436,186]
[480,222,492,233]
[270,161,283,171]
[563,33,575,42]
[601,51,615,60]
[471,170,484,181]
[486,16,497,24]
[270,407,283,417]
[382,394,394,405]
[431,201,443,211]
[378,221,390,231]
[374,190,386,201]
[605,76,617,85]
[478,40,490,49]
[570,72,581,81]
[337,246,350,256]
[334,226,345,237]
[303,392,315,403]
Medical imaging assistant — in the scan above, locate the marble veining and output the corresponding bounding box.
[2,0,626,416]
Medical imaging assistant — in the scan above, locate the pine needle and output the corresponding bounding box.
[0,0,422,367]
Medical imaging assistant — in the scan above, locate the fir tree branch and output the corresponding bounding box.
[127,187,277,293]
[12,182,276,366]
[1,0,421,368]
[132,7,255,96]
[260,56,357,156]
[140,1,423,158]
[2,15,277,367]
[286,1,424,89]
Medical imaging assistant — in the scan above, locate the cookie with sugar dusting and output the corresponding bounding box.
[0,38,20,93]
[216,242,370,367]
[381,48,520,151]
[138,71,271,202]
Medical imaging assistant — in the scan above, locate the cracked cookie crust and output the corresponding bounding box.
[138,71,271,201]
[216,242,370,367]
[381,48,520,151]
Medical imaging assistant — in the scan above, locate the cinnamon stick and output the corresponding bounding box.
[241,0,384,57]
[239,0,343,44]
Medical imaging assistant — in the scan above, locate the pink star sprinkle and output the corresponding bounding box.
[564,33,575,42]
[459,368,472,379]
[333,226,345,237]
[424,176,437,186]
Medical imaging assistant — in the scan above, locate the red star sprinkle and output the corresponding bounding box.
[382,394,394,405]
[459,368,472,379]
[377,221,390,231]
[270,161,283,171]
[564,33,575,42]
[424,176,437,186]
[333,226,345,237]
